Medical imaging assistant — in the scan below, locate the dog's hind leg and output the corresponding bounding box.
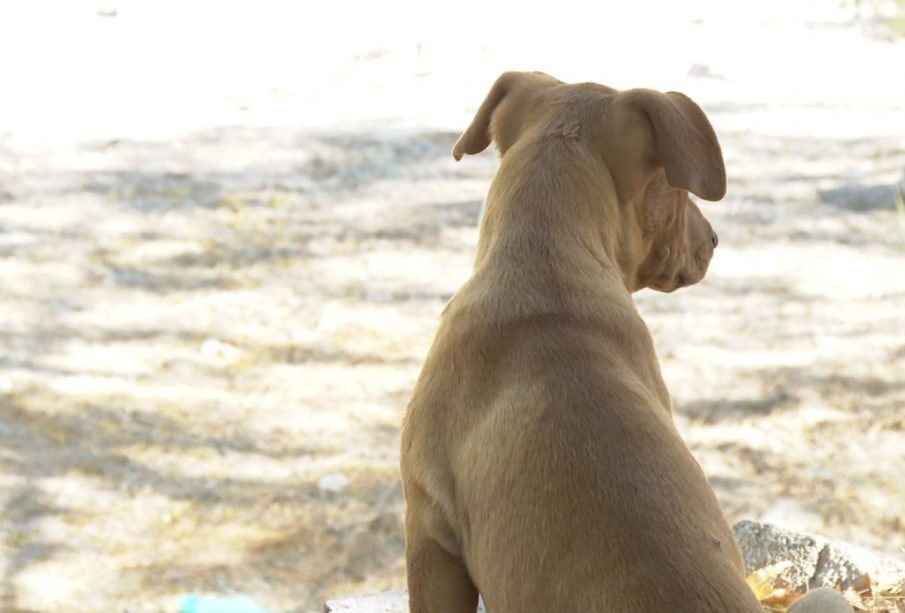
[406,534,479,613]
[404,482,478,613]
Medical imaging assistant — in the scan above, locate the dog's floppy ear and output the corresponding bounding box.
[453,71,560,161]
[453,72,518,161]
[621,90,726,201]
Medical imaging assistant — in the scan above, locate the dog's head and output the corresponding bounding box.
[454,71,725,293]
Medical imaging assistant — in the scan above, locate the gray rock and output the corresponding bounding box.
[818,183,896,212]
[733,519,905,592]
[734,519,824,590]
[787,587,853,613]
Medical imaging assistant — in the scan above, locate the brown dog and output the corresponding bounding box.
[400,72,840,612]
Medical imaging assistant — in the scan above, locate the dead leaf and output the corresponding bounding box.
[762,587,799,608]
[842,587,868,610]
[853,573,872,598]
[746,561,795,602]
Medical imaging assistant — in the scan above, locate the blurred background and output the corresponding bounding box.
[1,1,904,611]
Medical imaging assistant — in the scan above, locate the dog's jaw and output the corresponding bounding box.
[632,188,717,293]
[639,245,712,293]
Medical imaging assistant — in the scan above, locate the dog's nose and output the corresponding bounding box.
[711,232,719,249]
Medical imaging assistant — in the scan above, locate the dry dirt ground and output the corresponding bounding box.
[1,2,905,612]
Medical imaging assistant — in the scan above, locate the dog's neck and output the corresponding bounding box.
[471,141,642,312]
[445,140,670,407]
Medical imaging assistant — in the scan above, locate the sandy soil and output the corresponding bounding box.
[1,1,904,611]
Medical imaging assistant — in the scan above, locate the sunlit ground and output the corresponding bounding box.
[1,1,904,611]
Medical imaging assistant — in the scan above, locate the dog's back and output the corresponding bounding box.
[405,251,760,612]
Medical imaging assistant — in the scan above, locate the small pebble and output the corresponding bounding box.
[318,473,350,493]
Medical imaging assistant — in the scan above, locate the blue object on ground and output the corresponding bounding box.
[179,594,276,613]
